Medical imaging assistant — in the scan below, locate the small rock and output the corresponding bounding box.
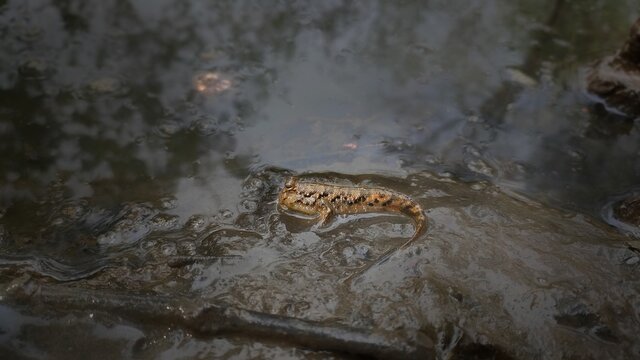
[613,195,640,227]
[625,256,639,265]
[587,18,640,116]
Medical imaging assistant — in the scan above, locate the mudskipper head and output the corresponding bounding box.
[278,176,299,210]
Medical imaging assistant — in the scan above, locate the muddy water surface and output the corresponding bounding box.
[1,1,640,359]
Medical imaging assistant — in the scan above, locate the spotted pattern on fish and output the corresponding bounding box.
[278,177,426,240]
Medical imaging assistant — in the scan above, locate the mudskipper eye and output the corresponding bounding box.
[285,177,296,189]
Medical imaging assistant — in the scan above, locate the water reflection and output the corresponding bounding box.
[2,0,638,209]
[1,0,640,358]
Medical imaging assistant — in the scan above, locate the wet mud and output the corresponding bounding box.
[2,169,639,359]
[1,1,640,359]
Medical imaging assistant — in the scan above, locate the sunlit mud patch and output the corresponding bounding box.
[193,72,232,95]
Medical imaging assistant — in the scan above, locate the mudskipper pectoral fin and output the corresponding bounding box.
[317,200,334,227]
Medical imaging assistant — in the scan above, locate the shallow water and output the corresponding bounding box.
[1,1,640,359]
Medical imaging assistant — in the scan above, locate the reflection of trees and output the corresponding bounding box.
[2,0,410,266]
[0,80,58,188]
[503,6,640,211]
[2,0,639,232]
[1,0,304,207]
[0,0,300,257]
[481,0,637,124]
[377,0,640,213]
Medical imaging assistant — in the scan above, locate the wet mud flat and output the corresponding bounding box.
[1,1,640,359]
[1,170,639,359]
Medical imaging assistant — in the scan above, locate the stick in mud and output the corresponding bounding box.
[4,279,434,360]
